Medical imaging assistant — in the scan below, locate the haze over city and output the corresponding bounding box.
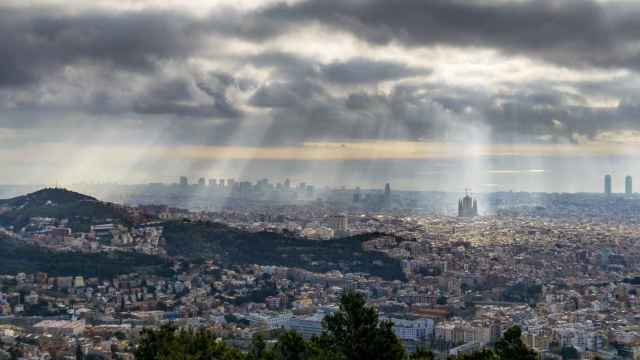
[2,0,640,192]
[6,2,640,360]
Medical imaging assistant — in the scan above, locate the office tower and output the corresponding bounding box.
[353,187,361,203]
[329,214,349,237]
[179,176,188,187]
[458,190,478,217]
[626,175,633,195]
[383,183,391,207]
[605,174,612,196]
[198,177,205,186]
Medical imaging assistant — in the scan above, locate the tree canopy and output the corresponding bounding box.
[134,292,538,360]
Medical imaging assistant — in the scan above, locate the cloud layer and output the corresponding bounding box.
[1,0,640,186]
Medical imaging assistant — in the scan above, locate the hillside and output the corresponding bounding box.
[0,235,170,278]
[0,188,133,231]
[0,187,97,207]
[163,221,406,280]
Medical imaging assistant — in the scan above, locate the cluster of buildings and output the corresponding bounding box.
[2,184,640,358]
[19,216,163,255]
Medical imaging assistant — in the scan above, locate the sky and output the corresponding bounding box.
[2,0,640,192]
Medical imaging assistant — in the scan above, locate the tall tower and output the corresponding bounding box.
[626,175,633,195]
[605,174,612,196]
[383,183,391,208]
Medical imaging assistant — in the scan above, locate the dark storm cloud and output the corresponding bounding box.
[321,58,430,84]
[0,70,244,119]
[249,80,326,108]
[252,82,478,145]
[259,0,640,71]
[112,73,243,118]
[345,93,387,111]
[245,80,640,146]
[0,5,200,87]
[249,51,430,84]
[3,0,640,148]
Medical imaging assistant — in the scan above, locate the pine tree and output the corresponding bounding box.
[321,292,406,360]
[75,342,84,360]
[494,326,536,360]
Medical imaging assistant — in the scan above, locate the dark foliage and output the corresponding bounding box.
[163,221,406,280]
[502,282,543,304]
[0,236,169,278]
[133,293,537,360]
[134,324,245,360]
[494,326,537,360]
[0,188,135,231]
[560,346,579,360]
[320,292,405,360]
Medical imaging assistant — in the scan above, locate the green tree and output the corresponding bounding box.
[494,326,537,360]
[410,348,435,360]
[134,324,245,360]
[75,342,84,360]
[272,331,308,360]
[450,349,499,360]
[321,292,406,360]
[248,334,269,360]
[560,346,579,360]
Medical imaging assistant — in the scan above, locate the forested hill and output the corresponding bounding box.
[0,188,134,231]
[0,234,169,278]
[0,187,97,207]
[162,221,406,281]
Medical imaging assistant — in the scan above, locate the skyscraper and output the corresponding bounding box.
[329,214,349,237]
[626,175,633,195]
[605,174,612,196]
[383,183,391,208]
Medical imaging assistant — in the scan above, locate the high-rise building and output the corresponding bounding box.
[626,175,633,195]
[605,174,612,196]
[198,177,206,186]
[179,176,188,187]
[458,191,478,218]
[329,214,349,237]
[383,183,391,207]
[353,187,361,203]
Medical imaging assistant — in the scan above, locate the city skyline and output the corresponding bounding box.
[3,169,640,194]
